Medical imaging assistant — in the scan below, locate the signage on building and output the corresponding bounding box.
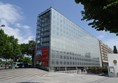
[41,48,49,67]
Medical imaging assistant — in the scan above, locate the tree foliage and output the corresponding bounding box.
[75,0,118,35]
[87,67,108,74]
[0,29,6,57]
[20,43,29,54]
[0,29,21,69]
[20,40,35,66]
[0,29,35,68]
[18,56,32,64]
[0,29,21,60]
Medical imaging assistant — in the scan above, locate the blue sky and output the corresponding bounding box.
[0,0,117,49]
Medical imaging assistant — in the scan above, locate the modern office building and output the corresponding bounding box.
[35,8,101,71]
[99,40,113,67]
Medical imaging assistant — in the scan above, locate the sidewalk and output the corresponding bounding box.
[27,72,108,83]
[0,67,5,70]
[1,68,118,83]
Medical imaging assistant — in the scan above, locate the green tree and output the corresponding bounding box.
[8,36,21,61]
[18,56,32,64]
[0,29,21,69]
[20,40,35,67]
[0,29,7,58]
[113,46,118,53]
[20,43,29,54]
[1,33,13,68]
[23,57,32,64]
[27,40,35,67]
[75,0,118,35]
[0,29,11,59]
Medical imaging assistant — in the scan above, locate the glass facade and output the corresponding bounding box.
[36,8,101,70]
[35,9,51,67]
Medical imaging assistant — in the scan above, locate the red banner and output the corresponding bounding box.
[41,48,49,67]
[35,48,49,67]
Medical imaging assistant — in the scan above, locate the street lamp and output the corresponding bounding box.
[0,25,5,27]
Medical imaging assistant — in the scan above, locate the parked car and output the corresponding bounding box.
[14,62,24,68]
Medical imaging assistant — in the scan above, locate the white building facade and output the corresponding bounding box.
[35,8,102,71]
[108,54,118,77]
[99,40,113,67]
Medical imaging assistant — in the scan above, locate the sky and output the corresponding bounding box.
[0,0,117,49]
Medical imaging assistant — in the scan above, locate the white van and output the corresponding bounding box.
[14,62,24,68]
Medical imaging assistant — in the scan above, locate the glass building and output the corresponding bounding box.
[35,8,101,71]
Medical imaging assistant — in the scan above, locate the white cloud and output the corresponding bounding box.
[96,31,107,40]
[0,2,33,44]
[16,23,30,29]
[15,23,21,27]
[23,25,30,29]
[97,35,105,40]
[19,36,34,44]
[0,2,22,23]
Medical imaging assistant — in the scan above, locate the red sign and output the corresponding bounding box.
[35,48,49,67]
[41,48,49,67]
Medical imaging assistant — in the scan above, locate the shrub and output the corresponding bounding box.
[87,67,108,74]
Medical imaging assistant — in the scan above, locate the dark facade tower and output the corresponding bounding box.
[35,8,101,71]
[35,9,51,69]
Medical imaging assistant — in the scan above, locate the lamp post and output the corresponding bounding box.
[0,25,5,28]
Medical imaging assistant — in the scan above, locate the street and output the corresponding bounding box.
[0,68,118,83]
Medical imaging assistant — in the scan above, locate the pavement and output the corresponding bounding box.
[0,68,118,83]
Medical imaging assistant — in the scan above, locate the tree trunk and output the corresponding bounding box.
[32,54,34,67]
[5,59,7,69]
